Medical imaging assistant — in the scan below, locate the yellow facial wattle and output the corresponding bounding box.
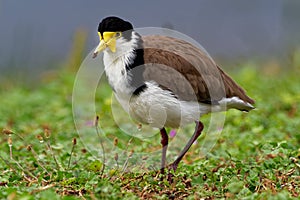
[94,31,122,54]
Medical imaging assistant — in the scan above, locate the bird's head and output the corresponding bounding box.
[93,16,134,58]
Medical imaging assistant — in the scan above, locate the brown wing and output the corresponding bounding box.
[142,35,255,105]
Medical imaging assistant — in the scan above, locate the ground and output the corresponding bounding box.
[0,60,300,199]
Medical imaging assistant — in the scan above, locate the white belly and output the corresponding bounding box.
[115,81,214,128]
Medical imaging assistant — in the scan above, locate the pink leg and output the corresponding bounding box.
[160,127,169,174]
[170,121,204,171]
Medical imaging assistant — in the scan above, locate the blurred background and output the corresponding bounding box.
[0,0,300,82]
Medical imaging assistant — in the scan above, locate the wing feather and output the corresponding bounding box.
[142,35,255,105]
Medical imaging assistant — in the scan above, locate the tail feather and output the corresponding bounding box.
[217,65,255,105]
[219,97,255,112]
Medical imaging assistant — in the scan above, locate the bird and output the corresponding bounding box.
[92,16,255,173]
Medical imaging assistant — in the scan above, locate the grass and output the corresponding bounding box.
[0,60,300,199]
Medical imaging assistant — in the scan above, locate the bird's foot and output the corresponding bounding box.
[168,162,178,172]
[156,165,175,183]
[165,162,179,183]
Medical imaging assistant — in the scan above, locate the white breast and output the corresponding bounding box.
[104,55,130,93]
[128,81,217,128]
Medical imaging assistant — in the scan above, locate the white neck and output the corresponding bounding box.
[103,31,141,96]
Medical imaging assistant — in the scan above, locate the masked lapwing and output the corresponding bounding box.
[93,16,255,173]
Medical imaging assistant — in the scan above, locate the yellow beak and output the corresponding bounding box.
[93,32,118,58]
[93,39,107,58]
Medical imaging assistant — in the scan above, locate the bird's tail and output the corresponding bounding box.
[219,97,255,112]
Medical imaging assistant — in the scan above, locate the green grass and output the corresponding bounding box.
[0,63,300,199]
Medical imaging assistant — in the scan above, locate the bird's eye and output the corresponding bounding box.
[115,32,122,38]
